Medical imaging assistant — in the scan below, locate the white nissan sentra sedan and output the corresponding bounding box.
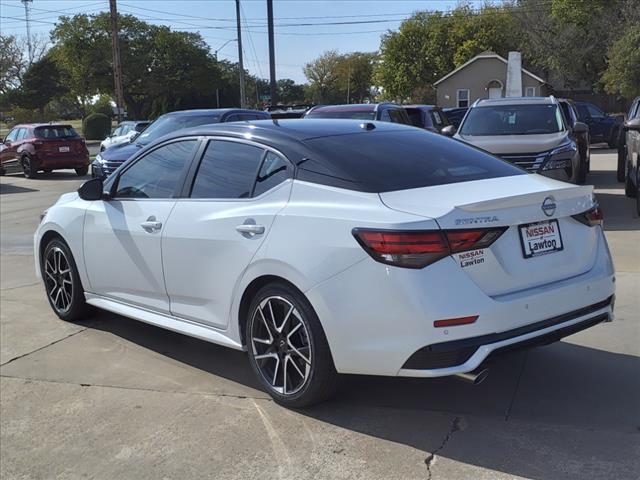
[35,119,615,407]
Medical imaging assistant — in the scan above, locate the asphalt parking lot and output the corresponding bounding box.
[1,148,638,479]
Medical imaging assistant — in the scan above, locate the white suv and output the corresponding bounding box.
[452,97,587,184]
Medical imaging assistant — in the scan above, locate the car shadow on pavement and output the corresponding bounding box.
[0,182,38,194]
[82,310,640,480]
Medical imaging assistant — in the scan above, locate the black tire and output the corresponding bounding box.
[625,162,637,198]
[75,166,89,176]
[608,126,619,149]
[246,282,339,408]
[22,155,38,179]
[42,238,89,322]
[617,142,626,182]
[577,158,588,184]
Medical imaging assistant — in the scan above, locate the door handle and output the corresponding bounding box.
[236,223,265,237]
[140,216,162,233]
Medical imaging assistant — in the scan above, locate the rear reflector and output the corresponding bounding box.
[353,227,507,269]
[434,315,478,328]
[572,204,603,227]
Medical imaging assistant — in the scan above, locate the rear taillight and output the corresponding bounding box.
[353,227,507,269]
[33,140,44,148]
[572,205,603,227]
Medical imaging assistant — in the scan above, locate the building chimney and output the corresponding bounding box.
[506,51,522,97]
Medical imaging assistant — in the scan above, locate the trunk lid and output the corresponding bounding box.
[380,175,599,296]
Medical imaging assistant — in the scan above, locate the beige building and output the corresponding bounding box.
[434,51,550,108]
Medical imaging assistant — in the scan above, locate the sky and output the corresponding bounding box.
[0,0,481,83]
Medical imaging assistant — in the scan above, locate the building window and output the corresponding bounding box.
[525,86,536,97]
[457,89,470,108]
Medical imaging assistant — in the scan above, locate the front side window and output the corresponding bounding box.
[253,151,290,196]
[457,89,470,108]
[587,104,604,119]
[379,109,392,122]
[15,128,28,140]
[114,140,197,198]
[459,104,564,136]
[389,109,409,124]
[190,140,265,199]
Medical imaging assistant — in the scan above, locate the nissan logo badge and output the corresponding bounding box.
[542,196,556,217]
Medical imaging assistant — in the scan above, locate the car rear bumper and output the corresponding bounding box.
[306,227,615,377]
[398,296,612,377]
[36,153,89,168]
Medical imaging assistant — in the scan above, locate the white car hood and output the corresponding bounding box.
[455,132,569,154]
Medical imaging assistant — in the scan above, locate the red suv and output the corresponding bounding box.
[0,124,90,178]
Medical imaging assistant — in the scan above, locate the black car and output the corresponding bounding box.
[304,103,412,125]
[402,105,450,133]
[574,101,624,147]
[557,98,591,183]
[443,107,468,129]
[92,108,270,179]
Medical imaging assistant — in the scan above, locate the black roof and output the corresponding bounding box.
[151,119,521,192]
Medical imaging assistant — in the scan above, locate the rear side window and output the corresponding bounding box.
[404,108,424,128]
[35,126,78,138]
[302,129,525,193]
[190,141,264,199]
[253,151,290,196]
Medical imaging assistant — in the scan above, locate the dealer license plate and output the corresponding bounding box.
[518,219,563,258]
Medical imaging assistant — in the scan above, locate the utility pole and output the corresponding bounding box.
[235,0,245,108]
[109,0,126,121]
[21,0,33,64]
[267,0,278,106]
[346,62,351,103]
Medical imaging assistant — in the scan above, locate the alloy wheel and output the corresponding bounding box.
[250,296,312,395]
[44,246,74,314]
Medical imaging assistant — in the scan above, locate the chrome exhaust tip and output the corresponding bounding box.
[454,367,489,385]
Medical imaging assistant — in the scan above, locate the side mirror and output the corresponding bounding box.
[572,122,588,134]
[441,125,457,137]
[624,118,640,132]
[78,177,108,201]
[129,132,140,142]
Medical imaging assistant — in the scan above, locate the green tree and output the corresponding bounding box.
[515,0,628,89]
[277,79,306,104]
[17,56,67,118]
[336,52,377,103]
[304,50,341,103]
[374,4,518,102]
[602,25,640,99]
[50,13,237,118]
[0,35,23,95]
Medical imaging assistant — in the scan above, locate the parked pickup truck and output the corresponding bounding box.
[574,102,624,147]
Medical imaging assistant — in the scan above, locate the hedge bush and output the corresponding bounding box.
[83,113,111,140]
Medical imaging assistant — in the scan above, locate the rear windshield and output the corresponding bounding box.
[302,129,525,192]
[306,109,376,120]
[459,104,564,136]
[136,115,220,145]
[35,126,78,138]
